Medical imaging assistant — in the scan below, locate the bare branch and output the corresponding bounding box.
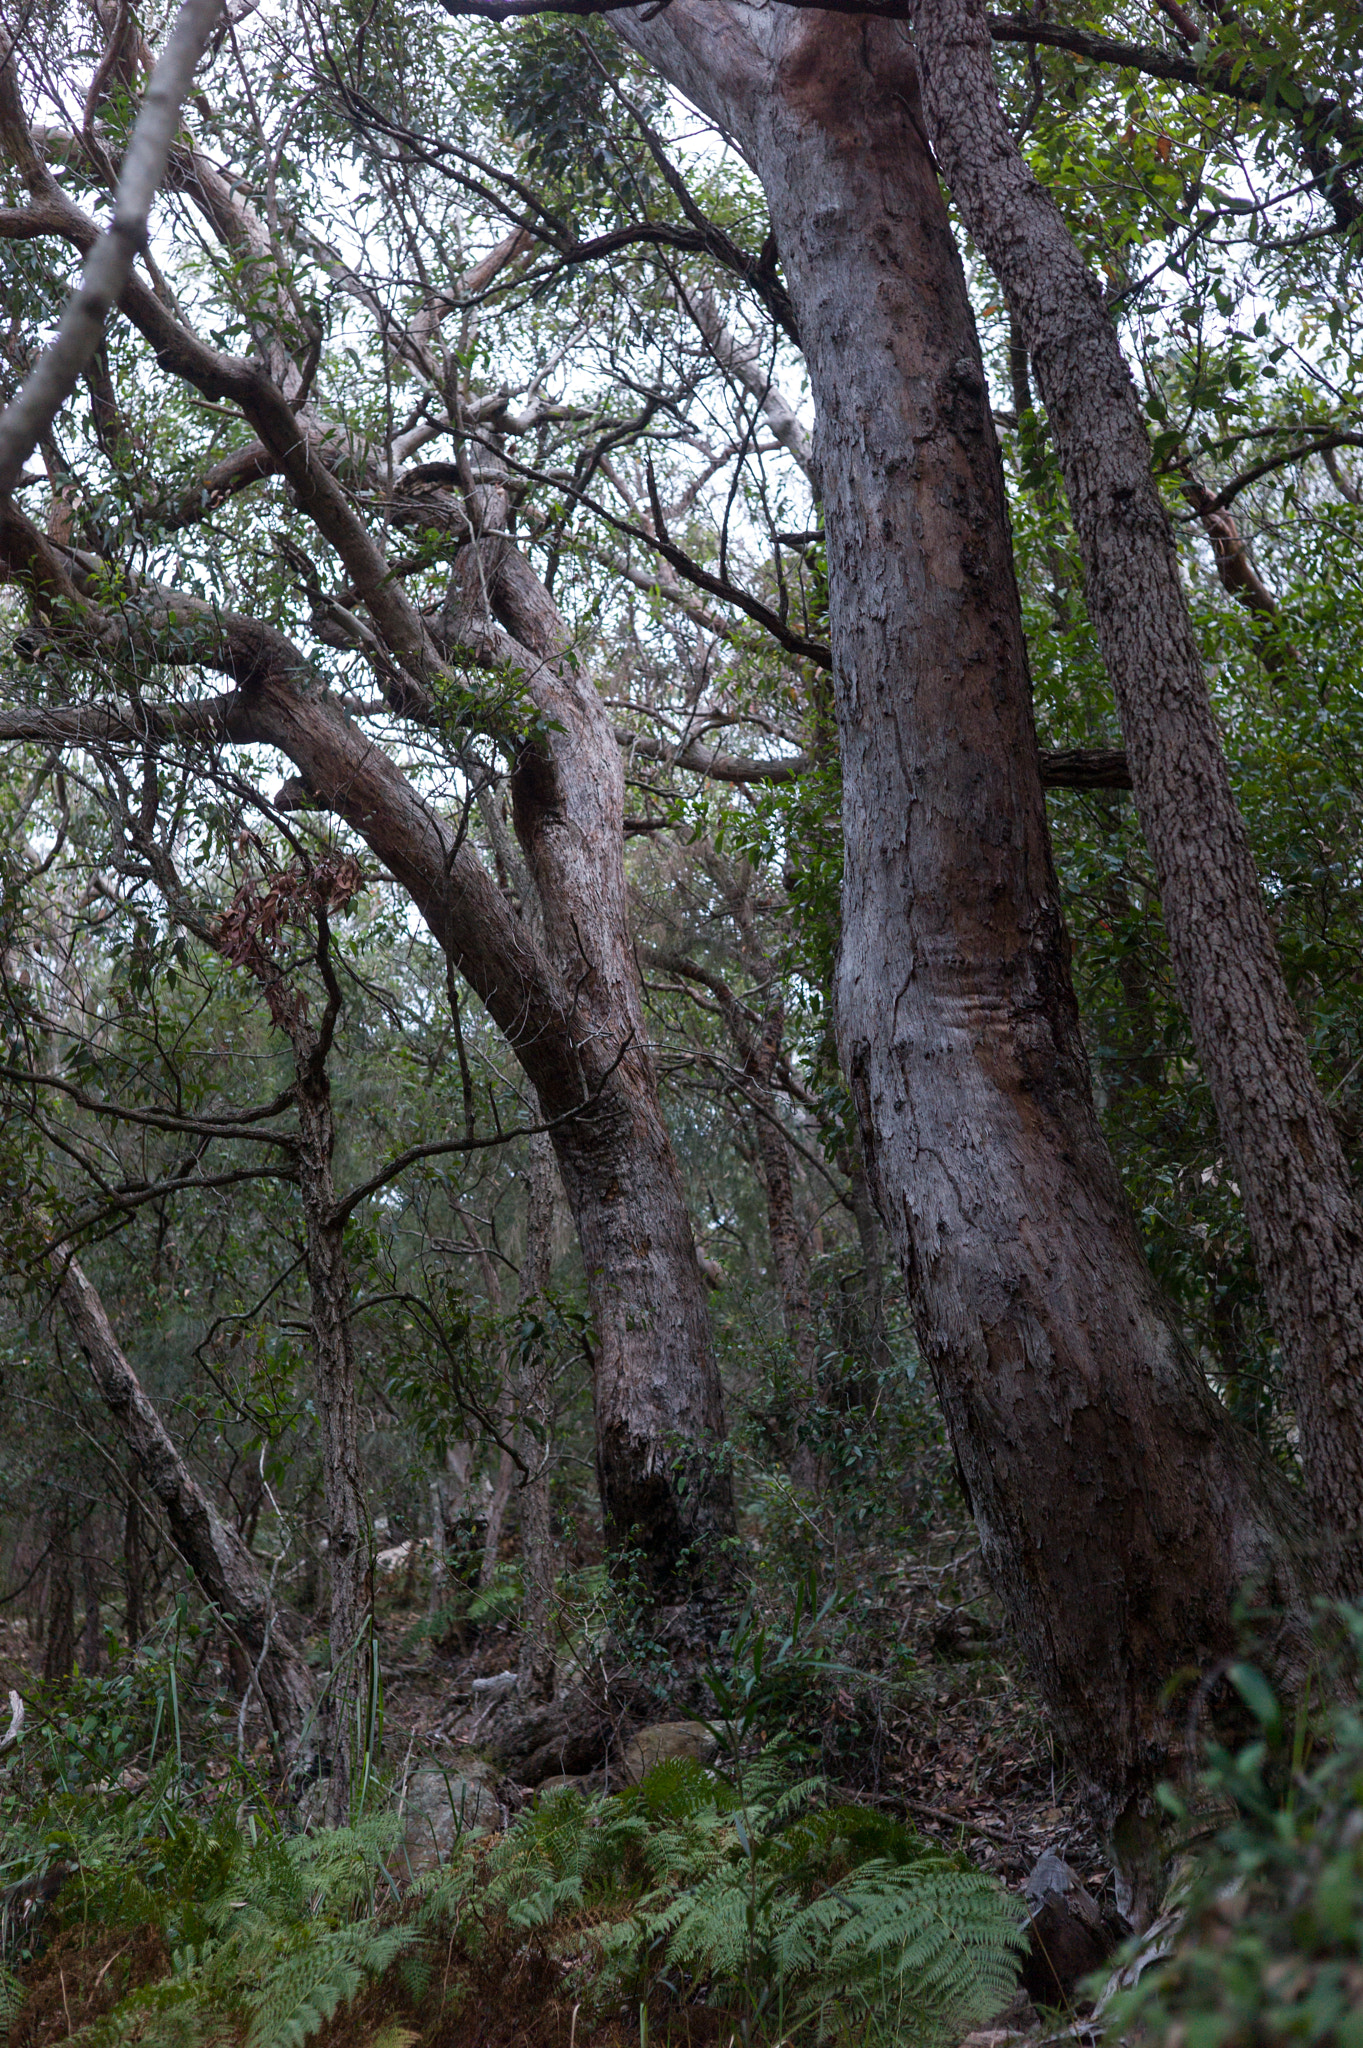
[0,0,225,494]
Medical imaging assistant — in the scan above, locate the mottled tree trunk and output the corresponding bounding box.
[911,0,1363,1585]
[451,542,733,1593]
[618,0,1314,1879]
[56,1258,315,1756]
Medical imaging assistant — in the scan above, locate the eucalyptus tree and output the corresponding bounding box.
[0,3,753,1589]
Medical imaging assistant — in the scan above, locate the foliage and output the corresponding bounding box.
[0,1769,414,2048]
[417,1757,1025,2047]
[1106,1619,1363,2048]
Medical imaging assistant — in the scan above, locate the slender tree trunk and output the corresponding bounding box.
[81,1541,103,1676]
[747,1001,818,1393]
[212,874,368,1823]
[56,1258,315,1757]
[516,1132,560,1700]
[41,1503,75,1685]
[294,1045,367,1826]
[618,1,1315,1885]
[910,0,1363,1584]
[122,1468,145,1645]
[653,943,820,1471]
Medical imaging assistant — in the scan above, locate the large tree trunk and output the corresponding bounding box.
[55,1258,316,1758]
[909,0,1363,1586]
[618,0,1315,1877]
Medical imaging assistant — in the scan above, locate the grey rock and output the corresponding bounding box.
[400,1757,500,1872]
[620,1720,719,1785]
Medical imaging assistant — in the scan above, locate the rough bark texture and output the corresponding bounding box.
[910,0,1363,1584]
[616,0,1315,1868]
[56,1257,316,1756]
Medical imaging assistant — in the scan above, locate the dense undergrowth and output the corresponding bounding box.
[1106,1624,1363,2048]
[0,1660,1026,2048]
[11,1603,1363,2048]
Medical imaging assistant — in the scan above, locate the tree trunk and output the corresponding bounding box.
[211,874,368,1823]
[448,540,734,1594]
[618,0,1315,1879]
[41,1502,75,1685]
[910,0,1363,1585]
[81,1541,103,1676]
[294,1046,368,1826]
[56,1258,315,1757]
[516,1132,560,1700]
[122,1468,145,1645]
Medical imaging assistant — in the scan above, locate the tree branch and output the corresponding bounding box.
[0,0,225,494]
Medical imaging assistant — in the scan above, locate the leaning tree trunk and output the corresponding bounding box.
[910,0,1363,1587]
[617,0,1315,1889]
[55,1258,315,1757]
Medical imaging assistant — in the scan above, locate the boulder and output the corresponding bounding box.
[620,1720,719,1785]
[400,1757,500,1872]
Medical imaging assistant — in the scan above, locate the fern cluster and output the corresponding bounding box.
[3,1744,1023,2048]
[1,1778,418,2048]
[418,1755,1026,2047]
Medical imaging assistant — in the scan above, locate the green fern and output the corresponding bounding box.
[420,1757,1025,2047]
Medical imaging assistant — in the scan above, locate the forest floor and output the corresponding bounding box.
[370,1524,1109,1907]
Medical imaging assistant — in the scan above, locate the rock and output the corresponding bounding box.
[399,1758,501,1872]
[375,1538,428,1576]
[534,1774,588,1798]
[471,1669,518,1701]
[620,1720,719,1785]
[1019,1851,1119,2009]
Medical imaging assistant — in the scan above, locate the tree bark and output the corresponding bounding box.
[55,1257,316,1757]
[910,0,1363,1585]
[294,1043,367,1825]
[616,0,1315,1875]
[445,536,735,1593]
[515,1132,560,1700]
[41,1503,75,1685]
